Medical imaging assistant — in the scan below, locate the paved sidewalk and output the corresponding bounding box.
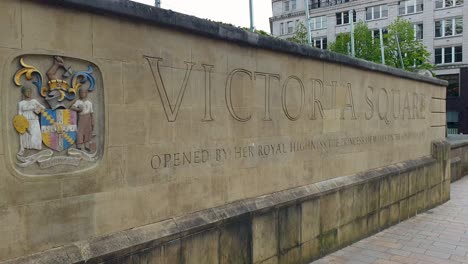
[312,176,468,264]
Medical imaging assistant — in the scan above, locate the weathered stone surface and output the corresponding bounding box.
[252,212,278,263]
[300,239,320,263]
[319,229,338,255]
[219,221,251,264]
[338,217,367,246]
[279,205,301,252]
[0,0,449,262]
[182,229,219,264]
[301,198,320,243]
[0,0,21,49]
[320,192,340,233]
[1,245,83,264]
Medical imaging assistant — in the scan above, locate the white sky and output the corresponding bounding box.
[131,0,272,32]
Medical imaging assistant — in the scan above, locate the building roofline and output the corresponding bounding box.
[39,0,447,87]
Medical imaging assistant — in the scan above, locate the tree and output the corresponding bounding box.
[327,18,433,72]
[329,22,381,63]
[384,18,433,71]
[289,22,308,45]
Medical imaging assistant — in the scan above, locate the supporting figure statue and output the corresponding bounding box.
[71,88,94,151]
[17,86,46,156]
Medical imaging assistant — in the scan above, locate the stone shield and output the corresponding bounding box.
[40,109,77,151]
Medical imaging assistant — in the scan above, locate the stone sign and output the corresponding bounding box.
[0,0,447,263]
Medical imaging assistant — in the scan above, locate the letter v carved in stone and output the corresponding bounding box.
[145,56,195,122]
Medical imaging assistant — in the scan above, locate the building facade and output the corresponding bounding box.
[270,0,468,134]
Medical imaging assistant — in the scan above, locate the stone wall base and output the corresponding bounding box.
[2,141,451,264]
[450,141,468,182]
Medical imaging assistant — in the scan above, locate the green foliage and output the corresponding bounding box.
[289,22,308,45]
[328,18,433,72]
[329,22,380,63]
[329,33,351,55]
[384,18,433,71]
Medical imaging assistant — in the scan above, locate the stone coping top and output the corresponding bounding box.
[447,135,468,149]
[40,0,448,87]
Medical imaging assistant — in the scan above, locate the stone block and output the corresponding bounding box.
[22,2,93,56]
[408,195,417,218]
[182,229,219,264]
[301,198,320,243]
[278,205,300,252]
[99,146,127,192]
[339,186,355,225]
[367,212,379,234]
[426,185,442,209]
[380,177,391,208]
[252,212,278,263]
[419,166,429,191]
[338,217,367,246]
[441,180,450,202]
[0,206,25,262]
[320,192,340,233]
[300,239,320,263]
[257,256,278,264]
[389,174,401,204]
[399,173,409,200]
[97,59,124,105]
[319,229,338,255]
[61,175,99,198]
[219,221,251,264]
[354,183,368,219]
[0,0,21,48]
[427,163,442,188]
[416,191,426,214]
[21,197,96,259]
[108,105,149,146]
[278,247,301,264]
[389,203,400,225]
[408,170,418,196]
[399,199,409,221]
[3,176,62,207]
[367,180,380,213]
[161,239,182,264]
[379,207,390,229]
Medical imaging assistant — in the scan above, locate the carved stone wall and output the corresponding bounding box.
[0,0,448,262]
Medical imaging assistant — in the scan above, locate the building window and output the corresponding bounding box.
[435,0,464,8]
[310,16,327,30]
[366,5,388,21]
[336,10,356,25]
[447,111,460,134]
[398,0,423,15]
[439,74,461,97]
[284,1,290,12]
[280,23,284,35]
[435,46,463,64]
[291,0,297,10]
[414,23,423,40]
[372,28,388,43]
[435,17,463,37]
[314,37,328,49]
[287,21,294,33]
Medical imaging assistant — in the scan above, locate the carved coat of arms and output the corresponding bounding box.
[13,56,98,169]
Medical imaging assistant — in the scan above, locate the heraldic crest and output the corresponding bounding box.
[13,56,98,169]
